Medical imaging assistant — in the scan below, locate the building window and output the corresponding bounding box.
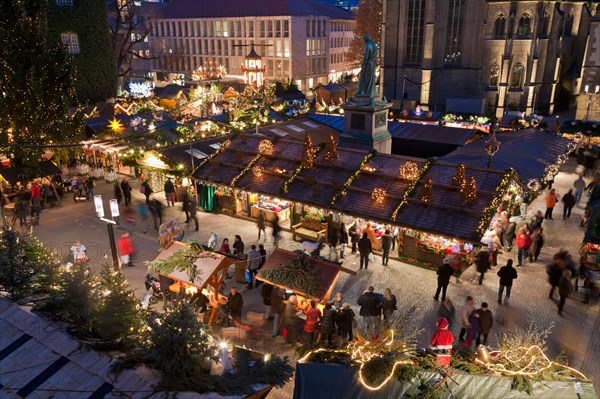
[248,21,254,37]
[489,62,499,87]
[510,62,524,88]
[444,0,464,67]
[517,13,531,37]
[494,14,506,37]
[405,0,425,65]
[283,20,289,37]
[60,32,80,54]
[56,0,73,6]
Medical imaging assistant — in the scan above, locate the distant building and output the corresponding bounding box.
[576,10,600,121]
[383,1,598,117]
[146,0,357,91]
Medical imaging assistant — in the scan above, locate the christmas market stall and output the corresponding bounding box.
[148,240,236,325]
[440,112,491,133]
[256,248,356,305]
[579,196,600,292]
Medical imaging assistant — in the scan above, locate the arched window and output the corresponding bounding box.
[60,32,79,54]
[510,62,524,88]
[494,14,506,37]
[517,13,531,37]
[489,62,500,87]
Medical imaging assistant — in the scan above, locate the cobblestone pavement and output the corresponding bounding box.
[30,159,599,397]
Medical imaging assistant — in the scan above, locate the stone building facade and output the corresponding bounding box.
[383,0,598,117]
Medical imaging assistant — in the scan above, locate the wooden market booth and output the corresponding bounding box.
[256,248,356,308]
[151,241,243,324]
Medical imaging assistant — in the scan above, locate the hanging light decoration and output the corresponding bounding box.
[252,165,264,177]
[108,117,124,132]
[399,161,419,181]
[258,139,273,155]
[547,164,559,176]
[567,142,576,152]
[484,132,501,168]
[372,188,386,204]
[558,154,568,164]
[574,132,584,143]
[527,179,541,192]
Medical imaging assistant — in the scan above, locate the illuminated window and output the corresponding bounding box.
[405,0,425,65]
[510,62,524,88]
[60,32,79,54]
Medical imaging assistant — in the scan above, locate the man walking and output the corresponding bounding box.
[349,221,359,253]
[544,189,558,220]
[358,232,372,270]
[357,286,378,337]
[86,176,94,200]
[270,286,285,337]
[458,296,475,342]
[227,287,243,322]
[121,178,132,206]
[164,177,176,206]
[246,245,261,289]
[516,228,531,266]
[561,189,576,220]
[573,175,586,204]
[186,194,199,231]
[497,259,518,305]
[434,258,454,302]
[257,212,266,240]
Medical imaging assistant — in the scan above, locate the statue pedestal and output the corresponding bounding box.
[341,95,393,154]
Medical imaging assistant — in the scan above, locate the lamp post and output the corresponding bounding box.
[94,195,120,271]
[484,127,501,169]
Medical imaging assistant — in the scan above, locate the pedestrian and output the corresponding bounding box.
[357,286,377,337]
[528,228,544,262]
[319,302,337,346]
[476,302,493,346]
[465,310,480,348]
[336,303,355,343]
[86,176,94,200]
[164,177,176,206]
[557,269,573,316]
[70,240,88,264]
[270,287,285,337]
[349,221,359,253]
[339,222,348,259]
[71,177,81,201]
[246,244,261,289]
[529,211,544,231]
[547,259,565,300]
[497,259,518,305]
[434,258,454,301]
[136,201,149,233]
[257,212,266,240]
[391,226,399,252]
[258,244,267,269]
[117,232,135,267]
[476,250,490,285]
[121,178,132,206]
[362,222,377,249]
[544,189,558,220]
[515,228,531,266]
[227,287,243,322]
[140,179,152,204]
[181,190,190,223]
[272,213,281,246]
[186,194,199,231]
[332,292,343,312]
[303,300,321,344]
[381,229,392,266]
[148,197,163,230]
[219,238,231,254]
[458,296,475,342]
[358,232,373,270]
[283,295,300,344]
[382,288,397,321]
[573,175,586,204]
[561,189,576,220]
[114,181,123,205]
[233,235,245,256]
[261,283,273,319]
[505,221,517,251]
[328,223,340,261]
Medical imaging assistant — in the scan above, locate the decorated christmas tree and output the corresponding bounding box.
[323,134,338,160]
[418,179,433,203]
[462,176,478,204]
[301,134,316,168]
[450,163,466,186]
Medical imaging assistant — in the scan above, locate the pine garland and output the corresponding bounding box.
[146,241,215,283]
[257,254,321,298]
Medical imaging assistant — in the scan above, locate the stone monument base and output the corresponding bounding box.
[341,95,393,154]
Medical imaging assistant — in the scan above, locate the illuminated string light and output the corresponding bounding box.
[258,139,273,155]
[372,188,386,204]
[398,161,419,181]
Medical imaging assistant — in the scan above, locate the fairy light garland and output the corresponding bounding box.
[372,188,386,204]
[474,168,514,239]
[281,143,325,193]
[191,139,231,176]
[328,151,376,207]
[390,160,433,221]
[230,153,262,187]
[398,161,419,181]
[461,176,477,205]
[418,179,433,203]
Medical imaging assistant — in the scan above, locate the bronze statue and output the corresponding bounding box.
[356,34,377,97]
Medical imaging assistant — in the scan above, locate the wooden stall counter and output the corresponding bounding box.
[250,205,290,223]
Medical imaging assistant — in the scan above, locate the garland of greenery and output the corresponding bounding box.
[390,159,433,221]
[257,254,321,298]
[230,153,262,187]
[328,150,376,207]
[281,143,325,194]
[473,168,514,240]
[146,241,216,283]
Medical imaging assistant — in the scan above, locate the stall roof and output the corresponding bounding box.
[388,123,476,146]
[0,161,61,185]
[499,115,560,133]
[157,135,233,170]
[439,129,570,183]
[560,119,600,136]
[194,135,511,242]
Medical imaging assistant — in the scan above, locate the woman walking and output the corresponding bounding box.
[303,301,321,344]
[382,288,397,321]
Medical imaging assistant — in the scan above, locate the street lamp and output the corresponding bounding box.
[484,129,501,169]
[94,195,120,271]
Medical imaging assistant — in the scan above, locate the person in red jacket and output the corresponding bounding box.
[431,317,454,353]
[516,228,531,266]
[303,300,322,344]
[117,232,135,267]
[30,180,41,201]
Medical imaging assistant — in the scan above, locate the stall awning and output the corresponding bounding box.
[439,129,570,183]
[157,135,232,170]
[0,161,61,185]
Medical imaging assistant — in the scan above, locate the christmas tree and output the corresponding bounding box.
[462,176,478,204]
[451,163,466,187]
[301,134,316,168]
[323,134,338,160]
[92,264,145,345]
[0,227,61,300]
[0,0,84,167]
[418,179,433,203]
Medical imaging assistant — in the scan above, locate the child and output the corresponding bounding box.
[431,317,454,353]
